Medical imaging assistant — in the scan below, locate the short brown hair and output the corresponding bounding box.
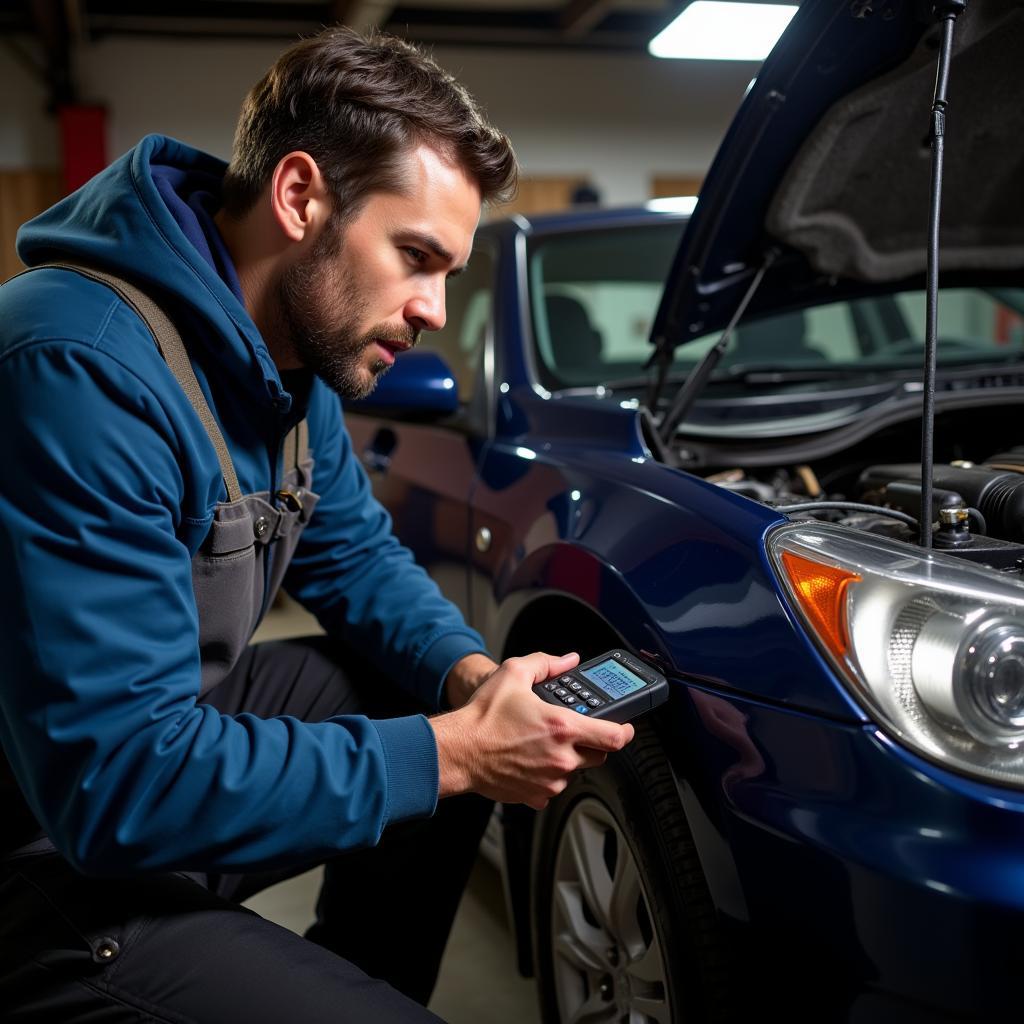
[221,27,518,219]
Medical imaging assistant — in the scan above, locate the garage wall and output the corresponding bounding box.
[0,35,755,206]
[0,45,58,168]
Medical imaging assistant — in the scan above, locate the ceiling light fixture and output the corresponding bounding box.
[645,196,699,214]
[649,1,798,61]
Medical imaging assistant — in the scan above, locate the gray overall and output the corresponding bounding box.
[0,265,490,1022]
[45,262,321,695]
[0,261,320,859]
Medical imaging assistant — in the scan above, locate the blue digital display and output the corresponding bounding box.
[581,658,647,699]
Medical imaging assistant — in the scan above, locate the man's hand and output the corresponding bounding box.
[443,652,499,708]
[430,652,635,810]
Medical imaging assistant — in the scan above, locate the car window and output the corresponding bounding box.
[805,303,861,361]
[893,289,1024,348]
[528,220,1024,389]
[418,244,495,403]
[707,289,1024,373]
[528,223,685,389]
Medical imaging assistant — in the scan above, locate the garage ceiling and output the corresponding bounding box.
[6,0,794,109]
[7,0,695,53]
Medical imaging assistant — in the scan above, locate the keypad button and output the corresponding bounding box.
[569,681,582,691]
[554,687,569,698]
[587,698,603,708]
[560,675,574,684]
[574,704,589,714]
[544,682,559,691]
[579,690,592,700]
[562,694,578,705]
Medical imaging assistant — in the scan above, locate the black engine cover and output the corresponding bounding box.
[858,462,1024,543]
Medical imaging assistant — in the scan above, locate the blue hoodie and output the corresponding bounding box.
[0,134,488,875]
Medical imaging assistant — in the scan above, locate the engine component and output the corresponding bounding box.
[934,506,972,549]
[859,463,1024,543]
[882,481,968,523]
[983,450,1024,474]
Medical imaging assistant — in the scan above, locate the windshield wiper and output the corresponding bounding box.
[721,366,889,384]
[603,373,693,390]
[657,251,776,444]
[729,353,1024,388]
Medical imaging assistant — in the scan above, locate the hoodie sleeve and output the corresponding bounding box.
[0,324,438,876]
[282,382,490,712]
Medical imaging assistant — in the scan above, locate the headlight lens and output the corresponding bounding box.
[768,522,1024,786]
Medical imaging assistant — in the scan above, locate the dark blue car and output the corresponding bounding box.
[348,1,1024,1019]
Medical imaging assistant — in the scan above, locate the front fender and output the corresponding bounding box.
[473,441,860,720]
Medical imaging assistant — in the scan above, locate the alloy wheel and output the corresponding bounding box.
[550,796,670,1023]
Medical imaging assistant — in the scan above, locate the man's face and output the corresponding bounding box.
[278,144,481,399]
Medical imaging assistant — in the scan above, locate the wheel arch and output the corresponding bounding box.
[495,592,626,979]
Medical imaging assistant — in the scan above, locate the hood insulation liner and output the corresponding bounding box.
[766,0,1024,283]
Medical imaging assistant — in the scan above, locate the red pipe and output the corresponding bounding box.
[58,104,108,194]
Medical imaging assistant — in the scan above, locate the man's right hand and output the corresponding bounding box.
[429,652,635,810]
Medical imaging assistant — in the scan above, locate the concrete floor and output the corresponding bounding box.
[244,860,539,1022]
[245,598,541,1023]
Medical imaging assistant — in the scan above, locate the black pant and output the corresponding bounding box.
[0,638,494,1022]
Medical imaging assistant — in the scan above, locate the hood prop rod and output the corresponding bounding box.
[657,251,776,446]
[920,0,967,548]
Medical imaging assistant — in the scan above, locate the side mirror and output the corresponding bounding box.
[347,350,459,417]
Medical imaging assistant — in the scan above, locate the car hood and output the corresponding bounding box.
[652,0,1024,352]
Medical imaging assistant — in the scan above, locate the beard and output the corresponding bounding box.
[277,230,417,400]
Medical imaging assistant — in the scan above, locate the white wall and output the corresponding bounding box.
[1,34,756,205]
[0,44,59,167]
[422,46,754,203]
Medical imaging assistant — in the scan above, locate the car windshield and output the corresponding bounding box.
[528,223,1024,390]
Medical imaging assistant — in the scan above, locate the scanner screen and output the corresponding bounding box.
[581,658,647,699]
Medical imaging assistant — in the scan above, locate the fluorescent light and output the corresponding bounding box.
[646,195,699,215]
[649,1,798,61]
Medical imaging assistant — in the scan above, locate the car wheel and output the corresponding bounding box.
[531,721,732,1023]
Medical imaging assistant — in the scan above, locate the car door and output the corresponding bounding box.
[344,241,496,618]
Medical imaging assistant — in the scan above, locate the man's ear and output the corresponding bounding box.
[270,152,331,244]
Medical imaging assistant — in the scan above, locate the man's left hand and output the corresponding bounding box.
[444,652,499,708]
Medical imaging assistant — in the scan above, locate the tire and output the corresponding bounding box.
[531,720,732,1023]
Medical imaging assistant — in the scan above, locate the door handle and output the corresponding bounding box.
[361,428,397,474]
[362,450,391,473]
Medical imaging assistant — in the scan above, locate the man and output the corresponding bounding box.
[0,27,633,1023]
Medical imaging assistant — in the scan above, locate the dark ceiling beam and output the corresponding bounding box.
[84,15,319,40]
[84,0,322,18]
[65,0,86,44]
[388,23,653,50]
[560,0,616,37]
[30,0,76,108]
[637,0,690,40]
[25,0,675,52]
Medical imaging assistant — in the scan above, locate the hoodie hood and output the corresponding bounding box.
[17,134,287,408]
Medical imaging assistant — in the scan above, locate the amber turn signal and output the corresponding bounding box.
[780,550,861,659]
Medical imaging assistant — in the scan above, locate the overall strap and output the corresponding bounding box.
[282,417,310,476]
[29,262,243,503]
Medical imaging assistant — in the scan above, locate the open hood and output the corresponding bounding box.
[652,0,1024,353]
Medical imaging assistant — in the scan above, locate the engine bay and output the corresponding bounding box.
[701,405,1024,573]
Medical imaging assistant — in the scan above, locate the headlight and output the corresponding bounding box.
[768,522,1024,787]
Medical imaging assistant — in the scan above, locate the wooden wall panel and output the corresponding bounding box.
[1,170,63,282]
[486,176,589,219]
[651,175,703,199]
